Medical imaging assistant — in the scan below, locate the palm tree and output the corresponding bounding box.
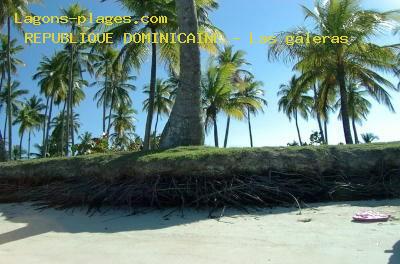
[348,87,371,145]
[60,3,93,156]
[12,96,44,159]
[104,69,136,136]
[0,35,24,98]
[0,34,24,156]
[11,145,25,161]
[278,75,314,146]
[237,76,267,147]
[110,104,137,150]
[361,133,379,143]
[335,82,372,144]
[24,96,45,158]
[93,47,118,133]
[49,112,81,156]
[269,0,400,144]
[143,79,174,138]
[0,81,29,145]
[202,63,236,147]
[33,52,68,157]
[161,0,225,149]
[216,46,252,148]
[108,0,222,150]
[1,0,40,159]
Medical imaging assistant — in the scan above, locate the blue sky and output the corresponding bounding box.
[1,0,400,150]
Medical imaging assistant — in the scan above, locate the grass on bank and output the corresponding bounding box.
[1,141,399,167]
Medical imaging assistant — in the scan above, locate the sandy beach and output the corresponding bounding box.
[0,200,399,264]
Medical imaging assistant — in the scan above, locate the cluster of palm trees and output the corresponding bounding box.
[272,0,400,145]
[0,0,221,160]
[202,46,266,148]
[0,0,399,161]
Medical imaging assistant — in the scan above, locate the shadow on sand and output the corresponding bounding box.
[387,240,400,264]
[0,199,398,246]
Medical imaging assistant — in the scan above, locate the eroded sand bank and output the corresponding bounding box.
[0,200,399,264]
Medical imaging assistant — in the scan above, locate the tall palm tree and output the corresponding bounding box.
[161,0,225,149]
[60,3,93,156]
[110,104,137,150]
[108,0,222,150]
[0,0,40,159]
[24,95,45,158]
[93,47,118,133]
[237,76,267,148]
[202,63,236,147]
[143,79,174,138]
[269,0,400,144]
[278,75,314,146]
[33,52,68,157]
[216,45,252,148]
[0,35,24,155]
[104,69,136,136]
[0,35,24,98]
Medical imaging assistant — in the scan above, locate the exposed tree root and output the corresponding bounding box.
[0,168,398,215]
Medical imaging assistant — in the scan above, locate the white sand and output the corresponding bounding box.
[0,200,399,264]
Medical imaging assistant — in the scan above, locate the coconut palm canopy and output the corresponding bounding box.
[0,0,399,160]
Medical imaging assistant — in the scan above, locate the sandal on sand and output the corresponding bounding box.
[353,211,390,222]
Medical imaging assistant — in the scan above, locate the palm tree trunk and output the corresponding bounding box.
[295,111,303,146]
[106,88,115,136]
[154,112,160,137]
[28,131,31,159]
[324,120,328,144]
[42,96,49,154]
[103,99,107,134]
[160,0,204,149]
[66,25,75,156]
[213,116,219,147]
[223,116,230,148]
[60,101,67,156]
[0,71,4,135]
[3,113,7,146]
[313,85,325,143]
[143,28,157,151]
[7,17,12,160]
[0,70,4,95]
[103,62,108,133]
[247,108,254,147]
[352,118,359,144]
[337,63,353,144]
[317,115,325,144]
[19,132,24,160]
[0,129,5,162]
[70,107,75,155]
[44,96,54,156]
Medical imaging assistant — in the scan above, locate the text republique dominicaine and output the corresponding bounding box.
[15,13,349,46]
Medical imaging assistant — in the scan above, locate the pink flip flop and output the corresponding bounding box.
[353,211,390,222]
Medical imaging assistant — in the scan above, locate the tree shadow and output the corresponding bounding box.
[0,202,300,246]
[387,241,400,264]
